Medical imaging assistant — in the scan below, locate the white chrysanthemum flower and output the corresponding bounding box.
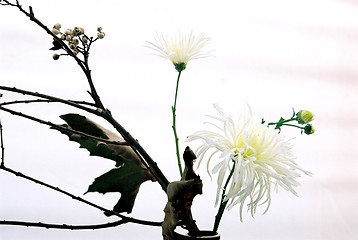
[187,104,311,221]
[146,31,211,71]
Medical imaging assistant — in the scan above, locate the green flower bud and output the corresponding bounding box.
[303,124,315,135]
[52,53,60,60]
[297,110,314,124]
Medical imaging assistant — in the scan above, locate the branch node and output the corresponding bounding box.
[29,6,34,18]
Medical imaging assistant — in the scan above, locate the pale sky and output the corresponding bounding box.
[1,0,358,239]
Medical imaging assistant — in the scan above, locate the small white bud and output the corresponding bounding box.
[52,28,60,35]
[53,23,61,30]
[65,29,72,35]
[69,43,77,50]
[97,32,105,39]
[66,35,72,41]
[82,36,88,44]
[72,38,80,45]
[73,27,84,36]
[97,26,103,32]
[60,34,66,40]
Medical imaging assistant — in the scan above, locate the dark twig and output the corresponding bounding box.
[1,0,104,109]
[0,106,129,146]
[0,99,97,108]
[102,110,169,192]
[0,219,127,230]
[0,165,162,227]
[101,110,170,192]
[0,86,98,115]
[1,0,171,221]
[0,2,170,190]
[0,118,4,166]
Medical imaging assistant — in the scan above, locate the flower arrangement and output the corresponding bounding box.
[0,1,315,239]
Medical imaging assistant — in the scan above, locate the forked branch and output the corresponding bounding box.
[0,165,162,227]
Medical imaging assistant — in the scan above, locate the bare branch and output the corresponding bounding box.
[1,0,171,222]
[0,219,127,230]
[1,0,104,109]
[0,118,4,166]
[0,106,129,146]
[101,110,170,192]
[0,99,97,108]
[0,165,162,227]
[0,86,170,190]
[0,86,98,115]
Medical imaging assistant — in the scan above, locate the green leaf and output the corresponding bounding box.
[54,113,154,214]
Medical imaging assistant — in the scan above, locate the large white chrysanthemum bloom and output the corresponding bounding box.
[146,31,211,71]
[187,104,311,220]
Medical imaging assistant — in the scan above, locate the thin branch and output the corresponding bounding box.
[0,86,170,190]
[101,110,170,192]
[0,118,4,166]
[1,0,170,203]
[0,86,98,115]
[0,106,129,146]
[1,0,104,109]
[1,1,80,63]
[0,165,162,227]
[0,219,128,230]
[0,99,97,108]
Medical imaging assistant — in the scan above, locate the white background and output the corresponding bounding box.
[1,0,358,239]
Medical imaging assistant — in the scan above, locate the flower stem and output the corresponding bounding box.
[172,70,183,177]
[213,160,236,233]
[267,118,297,127]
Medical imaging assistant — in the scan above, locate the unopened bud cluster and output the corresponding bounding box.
[51,23,105,60]
[266,109,315,135]
[296,110,315,135]
[97,26,105,39]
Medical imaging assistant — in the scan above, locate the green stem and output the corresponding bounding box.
[267,117,297,126]
[172,70,183,177]
[281,123,305,130]
[213,160,236,233]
